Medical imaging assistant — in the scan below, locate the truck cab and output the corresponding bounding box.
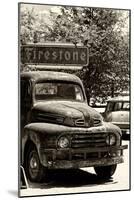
[20,71,127,182]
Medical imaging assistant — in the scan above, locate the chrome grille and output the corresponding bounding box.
[35,113,64,124]
[75,119,85,127]
[93,118,102,127]
[71,133,107,148]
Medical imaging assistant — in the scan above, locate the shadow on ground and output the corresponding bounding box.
[8,190,18,197]
[28,169,114,189]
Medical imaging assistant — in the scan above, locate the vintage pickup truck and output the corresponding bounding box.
[20,71,127,182]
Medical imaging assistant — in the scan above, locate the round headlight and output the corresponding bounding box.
[106,134,116,146]
[58,136,70,148]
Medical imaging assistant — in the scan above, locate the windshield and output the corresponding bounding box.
[35,82,84,102]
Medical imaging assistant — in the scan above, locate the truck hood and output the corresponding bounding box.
[32,100,103,127]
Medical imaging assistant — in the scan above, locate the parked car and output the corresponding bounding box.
[20,71,127,182]
[103,96,130,139]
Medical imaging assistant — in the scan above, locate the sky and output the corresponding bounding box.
[20,3,61,15]
[20,3,62,26]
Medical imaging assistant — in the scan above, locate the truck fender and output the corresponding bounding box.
[22,127,48,167]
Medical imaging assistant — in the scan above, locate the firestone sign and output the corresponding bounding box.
[21,44,89,66]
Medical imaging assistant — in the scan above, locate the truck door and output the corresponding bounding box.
[21,79,31,131]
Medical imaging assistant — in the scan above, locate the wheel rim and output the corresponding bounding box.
[28,151,40,180]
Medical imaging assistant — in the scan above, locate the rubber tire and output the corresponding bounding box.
[94,164,117,179]
[25,146,46,182]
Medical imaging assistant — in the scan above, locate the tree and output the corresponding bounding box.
[47,7,129,103]
[20,6,51,44]
[20,5,129,103]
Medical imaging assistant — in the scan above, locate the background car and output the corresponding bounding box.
[103,96,130,139]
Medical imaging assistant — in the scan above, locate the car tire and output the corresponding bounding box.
[94,164,117,179]
[25,146,47,182]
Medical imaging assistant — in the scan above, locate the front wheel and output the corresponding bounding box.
[94,164,117,179]
[25,146,47,182]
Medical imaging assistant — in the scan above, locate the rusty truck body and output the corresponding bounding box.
[20,71,127,182]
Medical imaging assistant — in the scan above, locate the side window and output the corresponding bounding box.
[114,102,122,111]
[106,102,114,112]
[123,102,130,110]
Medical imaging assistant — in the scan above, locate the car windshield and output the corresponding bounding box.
[35,82,84,102]
[106,101,130,112]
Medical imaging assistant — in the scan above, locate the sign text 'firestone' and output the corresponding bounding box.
[21,45,89,66]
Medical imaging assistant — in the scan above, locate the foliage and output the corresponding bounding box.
[20,6,50,44]
[20,6,129,103]
[47,7,129,103]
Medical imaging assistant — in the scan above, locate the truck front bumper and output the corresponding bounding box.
[40,145,128,169]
